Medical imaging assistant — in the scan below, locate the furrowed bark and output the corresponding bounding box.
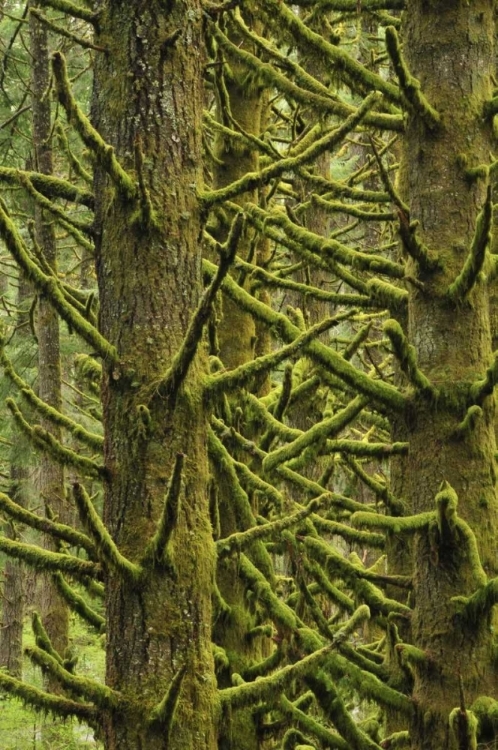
[91,2,216,748]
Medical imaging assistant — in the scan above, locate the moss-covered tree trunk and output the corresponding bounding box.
[400,3,498,747]
[210,19,273,749]
[0,276,32,678]
[91,2,216,748]
[29,4,69,673]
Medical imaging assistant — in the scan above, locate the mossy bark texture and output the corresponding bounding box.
[401,3,498,747]
[211,18,272,749]
[92,2,216,748]
[30,6,69,680]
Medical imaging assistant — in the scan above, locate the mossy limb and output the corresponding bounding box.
[0,490,96,556]
[447,185,492,302]
[0,671,97,719]
[383,319,436,397]
[219,643,333,710]
[0,535,99,580]
[26,645,124,710]
[385,25,440,129]
[202,91,382,207]
[0,201,116,361]
[6,399,104,479]
[142,453,184,567]
[73,483,142,581]
[263,395,367,473]
[52,572,105,631]
[52,53,135,199]
[217,497,322,558]
[148,665,187,734]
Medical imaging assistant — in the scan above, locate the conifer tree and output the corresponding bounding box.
[0,3,497,750]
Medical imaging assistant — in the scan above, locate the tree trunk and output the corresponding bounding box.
[29,2,69,668]
[92,2,216,748]
[401,3,498,747]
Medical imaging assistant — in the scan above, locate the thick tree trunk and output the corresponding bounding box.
[401,3,498,747]
[92,3,216,748]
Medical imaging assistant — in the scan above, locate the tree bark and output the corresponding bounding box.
[401,3,498,747]
[92,2,216,748]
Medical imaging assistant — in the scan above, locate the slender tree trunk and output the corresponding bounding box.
[210,18,272,750]
[92,3,216,748]
[0,274,32,678]
[29,3,69,669]
[401,3,498,747]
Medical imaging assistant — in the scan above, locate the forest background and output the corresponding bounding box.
[0,1,495,750]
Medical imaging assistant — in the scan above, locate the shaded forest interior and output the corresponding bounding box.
[0,1,496,749]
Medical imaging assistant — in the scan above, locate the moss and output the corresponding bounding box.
[0,202,116,361]
[0,490,96,556]
[0,535,99,580]
[202,91,381,207]
[209,21,403,132]
[384,318,436,397]
[219,643,333,710]
[204,259,406,412]
[6,399,105,479]
[148,665,187,733]
[0,671,97,720]
[447,185,492,302]
[384,26,440,129]
[52,53,136,199]
[73,483,142,581]
[281,694,348,749]
[52,572,105,632]
[36,0,98,24]
[26,645,123,710]
[263,395,366,473]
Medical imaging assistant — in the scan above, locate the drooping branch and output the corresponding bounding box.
[263,395,368,473]
[305,670,382,750]
[219,643,333,710]
[142,453,184,566]
[202,91,382,207]
[209,21,403,131]
[216,496,323,558]
[259,0,401,105]
[384,25,440,130]
[366,278,408,311]
[52,52,136,199]
[447,185,492,302]
[0,200,116,361]
[155,213,243,401]
[203,259,406,412]
[6,399,105,479]
[383,318,436,397]
[52,572,105,632]
[26,646,124,710]
[0,490,96,557]
[73,483,142,581]
[38,0,99,25]
[0,342,102,449]
[207,311,355,396]
[0,536,100,581]
[241,202,405,279]
[32,612,63,664]
[0,166,94,206]
[0,672,97,720]
[280,693,349,750]
[29,7,105,51]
